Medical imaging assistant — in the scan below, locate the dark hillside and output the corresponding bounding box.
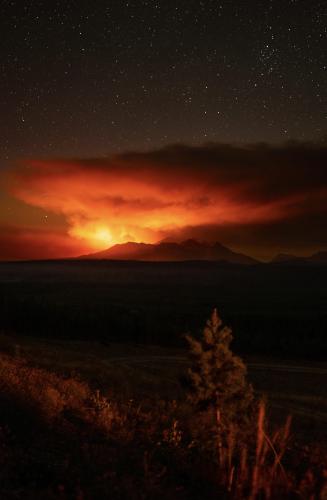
[0,260,326,359]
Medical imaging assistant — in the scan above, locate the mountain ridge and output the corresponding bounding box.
[79,239,258,264]
[272,251,327,264]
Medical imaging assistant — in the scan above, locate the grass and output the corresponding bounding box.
[1,262,326,497]
[0,350,326,499]
[1,334,326,437]
[0,336,327,500]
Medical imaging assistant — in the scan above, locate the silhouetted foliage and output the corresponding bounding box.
[0,350,325,499]
[186,309,254,426]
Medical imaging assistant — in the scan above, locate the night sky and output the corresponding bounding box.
[0,1,326,260]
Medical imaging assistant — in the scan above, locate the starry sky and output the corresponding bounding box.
[0,0,326,260]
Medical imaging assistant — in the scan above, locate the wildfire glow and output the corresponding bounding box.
[6,157,292,255]
[70,224,114,249]
[2,143,326,260]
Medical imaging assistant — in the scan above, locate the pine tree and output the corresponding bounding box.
[186,309,254,427]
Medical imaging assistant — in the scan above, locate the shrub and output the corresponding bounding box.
[185,309,254,428]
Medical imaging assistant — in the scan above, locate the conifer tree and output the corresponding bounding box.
[186,309,254,427]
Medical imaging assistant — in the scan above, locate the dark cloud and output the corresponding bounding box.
[1,141,326,260]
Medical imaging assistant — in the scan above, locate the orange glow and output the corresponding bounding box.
[71,224,114,249]
[5,157,297,255]
[2,143,327,260]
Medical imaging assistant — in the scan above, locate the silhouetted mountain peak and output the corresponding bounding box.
[272,253,298,263]
[79,240,258,264]
[180,238,204,248]
[309,251,327,263]
[271,250,327,264]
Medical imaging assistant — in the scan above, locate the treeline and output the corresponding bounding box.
[0,261,326,359]
[1,290,326,359]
